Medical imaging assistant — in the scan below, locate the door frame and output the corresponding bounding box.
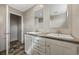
[6,5,24,55]
[6,5,9,55]
[9,12,24,43]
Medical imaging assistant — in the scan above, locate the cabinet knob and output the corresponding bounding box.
[37,45,39,48]
[47,45,50,47]
[37,40,39,41]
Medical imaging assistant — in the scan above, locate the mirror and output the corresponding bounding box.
[35,9,43,23]
[34,5,44,32]
[35,5,43,24]
[48,4,68,28]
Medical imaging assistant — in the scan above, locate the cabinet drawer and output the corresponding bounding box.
[33,41,45,47]
[33,45,45,53]
[46,38,78,48]
[33,39,45,45]
[33,37,45,42]
[33,43,45,48]
[33,49,39,55]
[33,48,45,55]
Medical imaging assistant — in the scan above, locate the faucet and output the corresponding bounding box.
[57,30,62,34]
[35,29,39,32]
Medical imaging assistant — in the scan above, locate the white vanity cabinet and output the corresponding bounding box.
[25,34,79,55]
[32,36,46,55]
[25,34,46,55]
[25,34,33,54]
[46,38,78,55]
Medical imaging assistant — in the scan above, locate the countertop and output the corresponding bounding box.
[25,32,79,44]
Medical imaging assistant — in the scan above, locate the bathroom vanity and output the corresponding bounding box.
[24,4,79,55]
[25,32,79,55]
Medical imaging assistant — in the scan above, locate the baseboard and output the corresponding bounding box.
[0,50,6,55]
[10,40,18,43]
[0,49,6,52]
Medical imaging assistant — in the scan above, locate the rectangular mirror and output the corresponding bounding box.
[34,5,44,32]
[35,5,44,24]
[48,4,68,29]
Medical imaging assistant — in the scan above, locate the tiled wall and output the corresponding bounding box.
[23,5,71,34]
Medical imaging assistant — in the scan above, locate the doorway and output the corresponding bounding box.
[8,13,24,55]
[10,13,21,42]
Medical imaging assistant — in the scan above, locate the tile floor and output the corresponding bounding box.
[0,40,26,55]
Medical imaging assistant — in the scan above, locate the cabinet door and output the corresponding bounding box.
[49,43,64,55]
[63,47,77,55]
[25,35,32,54]
[46,42,63,55]
[46,38,77,55]
[46,39,63,55]
[51,45,63,55]
[50,43,77,55]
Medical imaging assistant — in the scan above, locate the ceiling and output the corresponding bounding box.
[8,4,35,12]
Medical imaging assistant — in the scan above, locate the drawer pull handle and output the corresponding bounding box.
[47,45,50,47]
[37,46,39,47]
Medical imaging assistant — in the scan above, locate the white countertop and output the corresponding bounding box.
[25,32,79,44]
[26,32,74,40]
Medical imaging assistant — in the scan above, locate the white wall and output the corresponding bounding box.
[23,7,35,32]
[71,5,79,39]
[0,5,23,51]
[0,5,6,51]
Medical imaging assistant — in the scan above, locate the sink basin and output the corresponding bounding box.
[27,32,50,36]
[47,33,74,40]
[27,32,74,40]
[27,32,41,34]
[46,33,59,37]
[58,34,74,40]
